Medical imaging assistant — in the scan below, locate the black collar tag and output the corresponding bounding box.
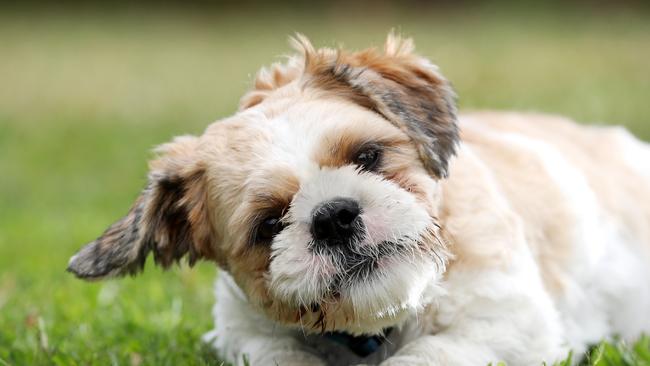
[324,328,393,357]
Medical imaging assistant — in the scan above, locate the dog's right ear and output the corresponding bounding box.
[297,33,459,179]
[67,136,218,280]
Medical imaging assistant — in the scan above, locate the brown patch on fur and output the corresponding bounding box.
[222,167,301,324]
[240,33,459,178]
[239,57,303,110]
[315,123,411,169]
[68,136,218,279]
[66,196,149,279]
[228,167,300,257]
[300,33,459,178]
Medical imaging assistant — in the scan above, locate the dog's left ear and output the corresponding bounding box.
[67,136,217,280]
[299,33,459,178]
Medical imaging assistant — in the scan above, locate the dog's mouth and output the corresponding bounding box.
[297,232,441,334]
[268,223,446,334]
[341,240,410,281]
[311,234,429,296]
[267,219,444,333]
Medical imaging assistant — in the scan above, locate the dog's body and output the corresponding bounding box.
[68,35,650,365]
[206,111,650,366]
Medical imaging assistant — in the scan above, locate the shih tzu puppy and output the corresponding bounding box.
[68,34,650,365]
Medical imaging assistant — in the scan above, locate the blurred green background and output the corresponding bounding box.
[1,2,649,365]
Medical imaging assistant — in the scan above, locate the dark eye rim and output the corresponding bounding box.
[353,143,383,172]
[252,213,287,244]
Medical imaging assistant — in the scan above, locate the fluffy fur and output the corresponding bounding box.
[68,34,650,365]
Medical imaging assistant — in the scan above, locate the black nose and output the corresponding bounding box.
[311,198,361,242]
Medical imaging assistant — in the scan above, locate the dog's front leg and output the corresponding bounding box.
[380,268,567,366]
[205,330,327,366]
[205,273,327,366]
[380,314,561,366]
[379,334,496,366]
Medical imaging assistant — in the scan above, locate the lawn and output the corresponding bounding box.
[1,4,649,365]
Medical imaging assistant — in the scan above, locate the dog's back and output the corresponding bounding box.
[452,111,650,351]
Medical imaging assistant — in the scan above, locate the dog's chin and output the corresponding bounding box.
[268,246,443,335]
[333,254,442,334]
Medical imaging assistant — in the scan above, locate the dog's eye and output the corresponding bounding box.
[354,147,381,172]
[257,217,285,242]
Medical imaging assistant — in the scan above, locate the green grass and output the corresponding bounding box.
[1,4,649,365]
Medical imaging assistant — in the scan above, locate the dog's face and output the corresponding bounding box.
[68,34,458,335]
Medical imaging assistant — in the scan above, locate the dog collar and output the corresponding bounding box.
[324,328,393,357]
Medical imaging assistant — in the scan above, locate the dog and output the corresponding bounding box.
[68,34,650,365]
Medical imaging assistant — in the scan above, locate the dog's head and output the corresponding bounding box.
[68,34,457,335]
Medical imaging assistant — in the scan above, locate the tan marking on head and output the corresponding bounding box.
[314,120,411,169]
[240,32,459,178]
[228,167,300,257]
[239,56,304,110]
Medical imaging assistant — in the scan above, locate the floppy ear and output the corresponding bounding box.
[67,136,217,280]
[298,33,459,178]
